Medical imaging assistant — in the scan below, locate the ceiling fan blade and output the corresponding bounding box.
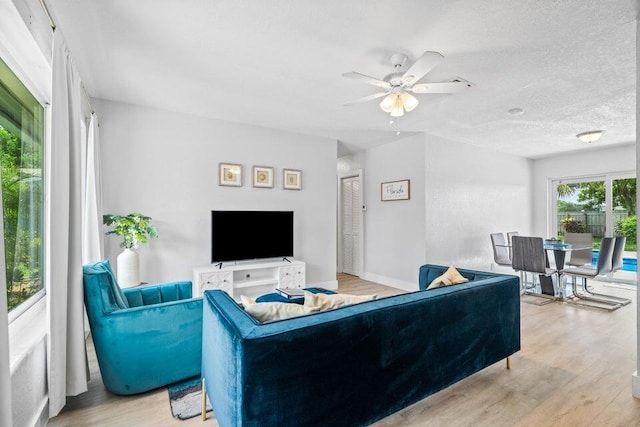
[343,91,389,106]
[401,51,444,85]
[409,81,471,94]
[342,72,392,89]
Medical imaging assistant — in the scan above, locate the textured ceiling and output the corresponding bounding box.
[49,0,637,158]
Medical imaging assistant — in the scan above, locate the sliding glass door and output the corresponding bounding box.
[555,178,606,241]
[552,173,636,284]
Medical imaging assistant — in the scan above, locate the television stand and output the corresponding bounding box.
[193,258,305,299]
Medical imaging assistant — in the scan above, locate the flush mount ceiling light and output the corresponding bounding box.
[576,130,604,143]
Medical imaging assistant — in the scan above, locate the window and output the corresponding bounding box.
[0,57,45,317]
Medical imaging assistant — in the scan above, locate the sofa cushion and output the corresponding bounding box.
[424,267,447,285]
[427,265,469,290]
[240,295,319,322]
[303,291,377,311]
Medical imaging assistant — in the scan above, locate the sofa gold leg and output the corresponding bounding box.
[506,356,511,370]
[201,378,207,421]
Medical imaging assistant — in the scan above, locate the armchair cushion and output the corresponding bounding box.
[124,281,192,307]
[82,259,129,310]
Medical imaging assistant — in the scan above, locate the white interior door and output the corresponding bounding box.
[341,176,360,276]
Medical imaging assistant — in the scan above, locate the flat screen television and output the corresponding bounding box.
[211,210,294,263]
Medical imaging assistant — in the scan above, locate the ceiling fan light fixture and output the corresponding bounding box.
[390,97,405,117]
[400,92,419,112]
[576,130,604,143]
[380,94,396,113]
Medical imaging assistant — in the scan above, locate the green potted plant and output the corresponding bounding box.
[103,213,158,287]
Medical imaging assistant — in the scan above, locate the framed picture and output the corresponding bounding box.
[219,163,242,187]
[381,179,410,201]
[252,166,274,188]
[283,169,302,190]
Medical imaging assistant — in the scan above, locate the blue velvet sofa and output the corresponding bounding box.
[201,264,520,426]
[83,260,203,395]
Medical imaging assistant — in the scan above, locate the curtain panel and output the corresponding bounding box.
[47,30,89,417]
[83,114,104,264]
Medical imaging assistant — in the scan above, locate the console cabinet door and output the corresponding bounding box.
[197,271,233,297]
[279,264,305,289]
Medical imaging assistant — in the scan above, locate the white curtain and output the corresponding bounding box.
[82,113,103,263]
[47,30,89,417]
[0,175,11,427]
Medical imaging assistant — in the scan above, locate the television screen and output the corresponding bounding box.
[211,210,294,263]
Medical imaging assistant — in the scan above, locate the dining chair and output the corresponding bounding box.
[511,236,557,302]
[579,236,631,307]
[561,237,624,310]
[564,232,593,267]
[506,231,518,260]
[612,236,626,273]
[490,233,511,267]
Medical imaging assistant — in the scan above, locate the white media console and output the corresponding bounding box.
[193,258,305,299]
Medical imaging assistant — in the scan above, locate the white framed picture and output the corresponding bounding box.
[283,169,302,190]
[252,166,274,188]
[219,163,242,187]
[381,179,410,201]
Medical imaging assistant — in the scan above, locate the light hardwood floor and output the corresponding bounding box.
[49,274,640,426]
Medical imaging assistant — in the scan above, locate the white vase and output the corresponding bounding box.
[117,248,140,288]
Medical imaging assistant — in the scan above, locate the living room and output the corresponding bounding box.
[1,0,639,426]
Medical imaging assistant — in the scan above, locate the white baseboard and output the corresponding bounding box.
[359,272,415,292]
[632,372,640,398]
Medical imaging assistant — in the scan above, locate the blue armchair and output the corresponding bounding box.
[83,260,203,395]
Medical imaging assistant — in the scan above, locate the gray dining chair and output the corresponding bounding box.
[561,237,625,310]
[490,233,511,267]
[511,236,557,302]
[564,232,593,267]
[506,231,518,260]
[579,236,630,307]
[612,236,626,273]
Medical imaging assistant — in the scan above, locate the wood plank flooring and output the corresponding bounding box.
[48,274,640,426]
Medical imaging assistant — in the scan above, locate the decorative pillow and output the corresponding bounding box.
[240,295,319,323]
[427,265,469,290]
[303,291,377,311]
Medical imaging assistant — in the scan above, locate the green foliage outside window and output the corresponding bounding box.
[616,215,637,245]
[560,216,586,233]
[0,125,43,311]
[0,56,45,313]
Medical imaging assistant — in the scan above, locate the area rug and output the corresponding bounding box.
[167,376,212,420]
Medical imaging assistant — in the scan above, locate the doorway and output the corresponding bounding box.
[339,172,362,276]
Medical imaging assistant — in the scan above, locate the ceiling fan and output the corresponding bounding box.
[343,51,472,117]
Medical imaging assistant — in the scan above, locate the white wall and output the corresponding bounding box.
[95,99,337,287]
[338,133,532,289]
[424,135,532,272]
[531,144,636,237]
[364,134,426,288]
[339,134,427,290]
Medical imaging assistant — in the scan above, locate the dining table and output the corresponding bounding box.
[497,239,593,298]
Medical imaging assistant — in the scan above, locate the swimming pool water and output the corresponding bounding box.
[592,250,637,272]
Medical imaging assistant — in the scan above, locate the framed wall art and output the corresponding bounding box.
[283,169,302,190]
[219,163,243,187]
[381,179,410,201]
[252,166,274,188]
